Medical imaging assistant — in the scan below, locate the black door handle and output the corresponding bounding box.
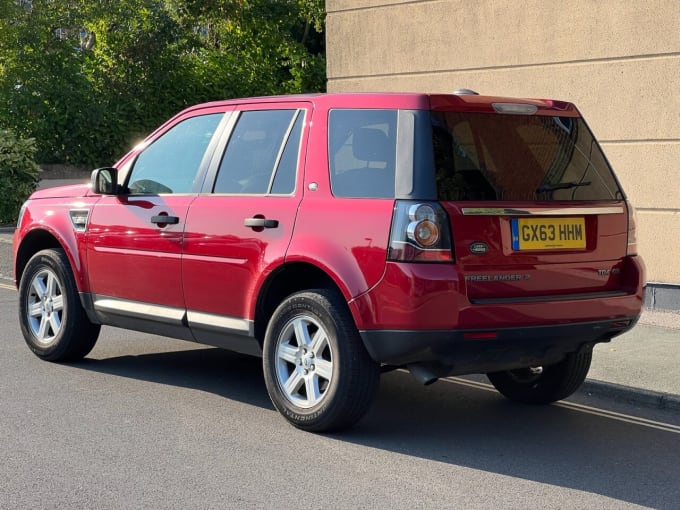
[244,217,279,229]
[151,215,179,225]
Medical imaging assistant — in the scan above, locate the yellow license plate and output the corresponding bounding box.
[511,217,586,250]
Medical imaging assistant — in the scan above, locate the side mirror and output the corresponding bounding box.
[91,167,119,195]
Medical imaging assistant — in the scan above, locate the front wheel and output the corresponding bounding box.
[18,249,100,362]
[262,289,380,432]
[486,349,592,404]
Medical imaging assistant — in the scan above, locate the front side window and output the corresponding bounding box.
[431,111,622,201]
[328,109,397,198]
[127,113,223,194]
[213,109,301,194]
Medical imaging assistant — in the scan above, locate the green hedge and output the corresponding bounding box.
[0,129,40,224]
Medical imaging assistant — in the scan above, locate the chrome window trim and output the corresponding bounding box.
[461,206,624,216]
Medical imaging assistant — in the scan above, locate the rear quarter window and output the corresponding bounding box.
[328,109,397,198]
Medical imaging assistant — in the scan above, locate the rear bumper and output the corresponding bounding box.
[349,257,645,329]
[359,316,639,374]
[351,256,645,373]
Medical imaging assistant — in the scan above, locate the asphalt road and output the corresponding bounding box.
[1,286,679,509]
[0,232,12,282]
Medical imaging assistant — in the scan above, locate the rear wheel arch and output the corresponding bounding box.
[253,262,351,348]
[261,287,380,431]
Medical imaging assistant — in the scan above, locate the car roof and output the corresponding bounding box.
[183,92,579,116]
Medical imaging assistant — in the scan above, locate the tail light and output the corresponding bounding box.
[626,200,638,256]
[388,201,454,262]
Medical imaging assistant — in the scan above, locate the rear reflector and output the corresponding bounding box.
[463,332,498,340]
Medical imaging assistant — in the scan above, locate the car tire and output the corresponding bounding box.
[486,348,592,404]
[18,248,100,362]
[262,289,380,432]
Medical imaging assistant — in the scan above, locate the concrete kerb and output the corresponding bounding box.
[581,380,680,412]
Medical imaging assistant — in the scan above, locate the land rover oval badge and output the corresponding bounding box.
[469,242,488,255]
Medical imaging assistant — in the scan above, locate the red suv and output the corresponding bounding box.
[13,92,645,431]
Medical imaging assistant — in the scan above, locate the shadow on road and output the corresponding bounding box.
[72,347,274,411]
[69,346,678,508]
[353,370,679,508]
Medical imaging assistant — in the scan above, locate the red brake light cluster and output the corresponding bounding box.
[388,201,454,262]
[626,200,638,256]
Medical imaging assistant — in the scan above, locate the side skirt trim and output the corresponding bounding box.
[81,293,260,356]
[93,296,185,325]
[186,310,254,336]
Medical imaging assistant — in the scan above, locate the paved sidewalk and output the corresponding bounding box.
[586,310,680,410]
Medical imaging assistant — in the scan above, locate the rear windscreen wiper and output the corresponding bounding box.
[536,181,591,193]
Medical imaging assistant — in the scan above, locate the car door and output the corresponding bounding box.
[182,104,309,353]
[86,109,227,337]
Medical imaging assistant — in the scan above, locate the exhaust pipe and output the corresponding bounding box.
[407,363,439,386]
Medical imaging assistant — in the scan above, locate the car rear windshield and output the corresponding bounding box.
[430,111,623,201]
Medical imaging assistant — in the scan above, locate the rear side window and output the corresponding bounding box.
[271,112,304,195]
[430,112,622,201]
[214,109,301,194]
[329,109,397,198]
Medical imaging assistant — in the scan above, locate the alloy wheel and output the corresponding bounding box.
[26,268,64,345]
[275,315,334,409]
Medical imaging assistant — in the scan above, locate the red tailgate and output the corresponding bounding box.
[442,201,632,301]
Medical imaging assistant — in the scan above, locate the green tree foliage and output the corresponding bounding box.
[0,0,325,166]
[0,0,96,164]
[0,129,40,224]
